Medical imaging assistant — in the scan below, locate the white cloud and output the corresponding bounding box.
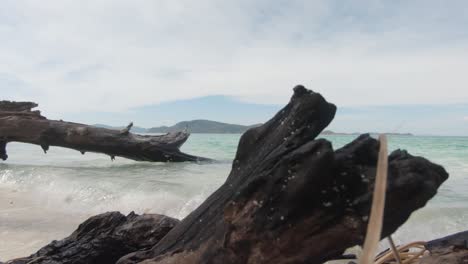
[1,0,468,116]
[463,116,468,121]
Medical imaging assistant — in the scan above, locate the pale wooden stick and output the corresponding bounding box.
[360,135,388,264]
[388,236,402,264]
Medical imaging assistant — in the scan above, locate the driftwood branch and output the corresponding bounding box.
[0,101,208,162]
[4,86,449,264]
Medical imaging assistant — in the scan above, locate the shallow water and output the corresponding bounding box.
[0,134,467,261]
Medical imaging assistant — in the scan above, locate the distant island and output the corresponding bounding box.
[147,120,260,134]
[93,121,413,135]
[93,120,259,134]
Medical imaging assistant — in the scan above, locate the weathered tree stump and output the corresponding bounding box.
[114,86,448,264]
[0,101,208,162]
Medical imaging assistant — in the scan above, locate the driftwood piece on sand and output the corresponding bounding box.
[0,101,208,162]
[4,86,449,264]
[6,212,179,264]
[418,230,468,264]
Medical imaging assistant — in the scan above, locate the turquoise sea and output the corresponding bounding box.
[0,134,467,260]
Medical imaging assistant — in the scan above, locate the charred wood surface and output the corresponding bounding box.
[6,212,179,264]
[115,86,448,264]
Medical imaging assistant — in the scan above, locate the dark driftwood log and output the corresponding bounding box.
[4,86,449,264]
[417,230,468,264]
[0,101,208,162]
[113,86,448,264]
[6,212,179,264]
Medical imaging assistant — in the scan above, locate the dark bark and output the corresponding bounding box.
[0,140,7,160]
[6,212,179,264]
[418,231,468,264]
[0,100,208,162]
[114,86,448,264]
[0,101,39,112]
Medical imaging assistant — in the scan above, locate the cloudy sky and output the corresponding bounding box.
[1,0,467,135]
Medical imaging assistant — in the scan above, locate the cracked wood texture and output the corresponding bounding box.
[114,86,448,264]
[0,101,208,162]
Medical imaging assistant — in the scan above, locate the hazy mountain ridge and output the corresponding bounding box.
[148,120,259,134]
[93,122,412,135]
[92,120,259,134]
